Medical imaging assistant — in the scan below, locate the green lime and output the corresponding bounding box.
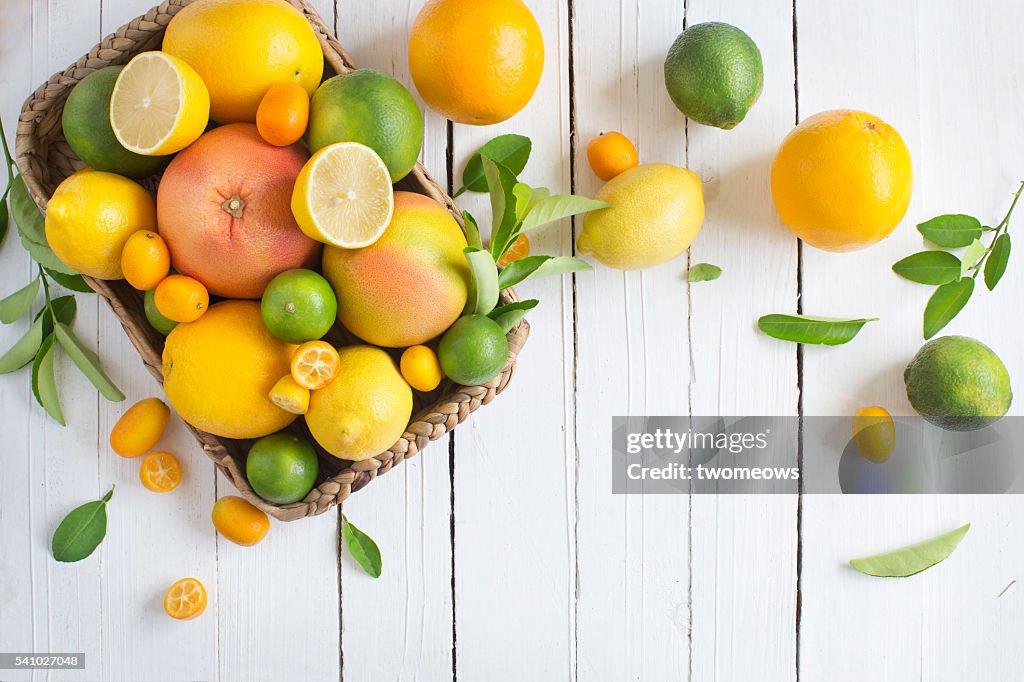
[246,432,320,505]
[904,335,1012,431]
[144,288,178,336]
[663,22,763,130]
[308,69,424,181]
[62,66,169,179]
[437,314,509,386]
[261,269,338,343]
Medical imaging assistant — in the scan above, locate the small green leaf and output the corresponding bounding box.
[342,514,382,578]
[54,322,125,401]
[513,183,533,222]
[917,214,983,247]
[490,299,539,334]
[985,233,1011,291]
[687,263,722,283]
[0,197,9,245]
[849,523,970,578]
[497,255,550,290]
[464,248,499,316]
[527,186,551,213]
[32,334,64,425]
[892,250,962,285]
[960,238,987,278]
[460,135,532,193]
[0,314,46,373]
[9,174,47,246]
[531,255,592,280]
[461,211,482,251]
[18,228,78,275]
[45,269,93,293]
[483,158,520,259]
[0,276,39,324]
[520,195,610,232]
[51,486,115,562]
[757,314,878,346]
[923,277,974,339]
[36,296,78,337]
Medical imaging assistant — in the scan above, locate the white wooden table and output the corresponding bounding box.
[2,1,1022,680]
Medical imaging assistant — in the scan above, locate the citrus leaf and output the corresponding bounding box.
[520,195,610,233]
[0,276,39,323]
[9,174,46,245]
[960,238,987,278]
[527,186,551,213]
[757,314,878,346]
[45,269,93,293]
[0,197,9,245]
[687,263,722,283]
[18,228,78,275]
[984,233,1011,291]
[513,182,532,222]
[917,214,983,248]
[342,515,382,578]
[51,486,114,563]
[923,277,974,339]
[32,334,64,425]
[461,211,482,251]
[850,523,970,578]
[490,299,539,334]
[460,135,532,193]
[0,314,45,373]
[54,322,125,401]
[36,296,77,339]
[463,247,499,316]
[892,250,962,285]
[497,255,550,290]
[531,255,591,279]
[483,158,520,259]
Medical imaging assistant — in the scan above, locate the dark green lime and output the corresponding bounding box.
[246,432,320,505]
[663,22,763,130]
[905,335,1012,431]
[437,314,509,386]
[308,69,424,181]
[144,288,177,336]
[62,66,169,179]
[261,269,338,343]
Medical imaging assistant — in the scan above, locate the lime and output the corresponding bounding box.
[437,314,509,386]
[261,269,338,343]
[663,22,763,130]
[145,287,178,336]
[246,432,320,505]
[61,66,168,178]
[904,335,1012,431]
[308,69,424,181]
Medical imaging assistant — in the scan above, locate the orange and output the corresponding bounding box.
[290,340,340,390]
[409,0,544,125]
[154,274,209,323]
[587,132,638,181]
[110,397,171,457]
[157,123,321,299]
[163,577,207,620]
[400,345,443,392]
[770,110,912,252]
[121,230,170,290]
[497,233,530,267]
[212,496,270,546]
[257,82,310,147]
[140,451,182,492]
[322,192,470,347]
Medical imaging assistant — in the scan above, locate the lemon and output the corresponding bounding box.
[162,0,324,123]
[577,164,704,270]
[291,142,394,248]
[111,52,210,156]
[269,374,310,415]
[45,171,156,280]
[304,346,412,461]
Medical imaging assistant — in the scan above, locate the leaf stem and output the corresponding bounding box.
[970,180,1022,280]
[0,118,15,190]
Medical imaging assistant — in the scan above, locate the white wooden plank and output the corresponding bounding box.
[333,1,454,680]
[447,0,575,678]
[572,1,691,679]
[684,0,800,679]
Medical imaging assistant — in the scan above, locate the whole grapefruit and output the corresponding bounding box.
[157,123,322,298]
[322,191,470,347]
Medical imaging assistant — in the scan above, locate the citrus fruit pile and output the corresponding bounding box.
[51,0,527,521]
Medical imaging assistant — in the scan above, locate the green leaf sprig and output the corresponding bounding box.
[52,485,115,562]
[342,514,382,578]
[0,118,123,422]
[458,139,606,319]
[757,314,878,346]
[894,181,1022,339]
[687,263,722,283]
[849,523,970,578]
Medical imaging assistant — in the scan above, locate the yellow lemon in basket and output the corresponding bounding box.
[44,170,156,280]
[163,0,324,123]
[304,346,413,461]
[162,300,298,439]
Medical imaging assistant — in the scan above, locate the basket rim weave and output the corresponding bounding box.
[14,0,529,521]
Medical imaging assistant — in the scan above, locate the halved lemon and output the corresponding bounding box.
[111,51,210,156]
[291,142,394,248]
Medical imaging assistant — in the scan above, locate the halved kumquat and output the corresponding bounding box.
[290,340,340,390]
[163,577,207,620]
[140,451,182,492]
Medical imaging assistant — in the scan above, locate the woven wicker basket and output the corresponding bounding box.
[14,0,529,521]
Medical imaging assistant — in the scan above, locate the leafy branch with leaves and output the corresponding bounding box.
[893,180,1021,338]
[0,118,124,422]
